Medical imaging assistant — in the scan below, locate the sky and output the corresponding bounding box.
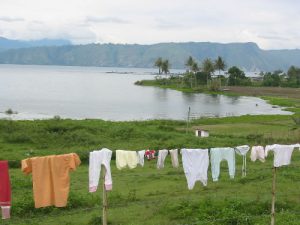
[0,0,300,49]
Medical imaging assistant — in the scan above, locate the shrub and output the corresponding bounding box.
[208,79,221,91]
[4,132,33,144]
[291,114,300,126]
[5,108,13,114]
[5,108,17,115]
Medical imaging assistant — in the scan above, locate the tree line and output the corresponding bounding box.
[154,56,300,89]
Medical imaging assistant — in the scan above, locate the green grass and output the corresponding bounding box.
[262,96,300,113]
[136,79,207,93]
[1,115,299,163]
[1,116,300,224]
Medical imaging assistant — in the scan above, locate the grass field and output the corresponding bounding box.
[1,115,300,225]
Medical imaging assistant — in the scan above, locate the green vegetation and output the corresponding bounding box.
[136,56,300,98]
[154,57,163,74]
[152,55,300,89]
[261,97,300,113]
[154,57,170,74]
[1,115,300,224]
[214,56,226,76]
[5,108,17,115]
[135,56,300,115]
[227,66,251,86]
[261,67,300,88]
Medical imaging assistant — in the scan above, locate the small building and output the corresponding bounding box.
[195,129,209,138]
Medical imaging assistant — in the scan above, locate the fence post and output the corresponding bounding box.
[271,167,277,225]
[186,107,191,134]
[102,165,108,225]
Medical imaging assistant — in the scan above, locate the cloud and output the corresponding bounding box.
[85,16,130,24]
[258,35,289,41]
[0,16,24,22]
[0,0,300,49]
[155,19,184,29]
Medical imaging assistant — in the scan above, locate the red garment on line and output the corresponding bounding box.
[0,161,11,207]
[145,150,156,160]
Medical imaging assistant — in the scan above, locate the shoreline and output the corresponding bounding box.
[135,80,300,113]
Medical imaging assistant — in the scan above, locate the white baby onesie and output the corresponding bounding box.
[157,150,169,169]
[137,150,145,167]
[116,150,138,170]
[210,147,235,182]
[169,149,179,168]
[181,149,209,190]
[235,145,250,177]
[89,148,113,192]
[265,144,299,167]
[250,146,265,162]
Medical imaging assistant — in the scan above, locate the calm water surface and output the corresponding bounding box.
[0,65,291,120]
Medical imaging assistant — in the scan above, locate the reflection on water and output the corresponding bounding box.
[181,92,196,102]
[0,64,292,121]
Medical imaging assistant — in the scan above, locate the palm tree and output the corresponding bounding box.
[214,56,226,88]
[191,62,199,87]
[202,58,215,86]
[161,60,170,74]
[154,57,163,74]
[185,56,194,72]
[214,56,226,76]
[191,62,199,73]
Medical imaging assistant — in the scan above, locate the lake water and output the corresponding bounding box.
[0,64,291,120]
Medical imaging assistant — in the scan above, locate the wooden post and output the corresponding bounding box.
[102,165,108,225]
[242,156,246,177]
[186,107,191,134]
[271,167,277,225]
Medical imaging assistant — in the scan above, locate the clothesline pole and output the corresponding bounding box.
[186,106,191,134]
[271,166,277,225]
[102,165,108,225]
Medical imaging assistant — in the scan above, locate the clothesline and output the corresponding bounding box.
[1,144,300,221]
[8,164,300,194]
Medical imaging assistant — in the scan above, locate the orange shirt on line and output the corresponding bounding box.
[21,153,81,208]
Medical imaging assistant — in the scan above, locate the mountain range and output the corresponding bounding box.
[0,37,300,71]
[0,37,71,51]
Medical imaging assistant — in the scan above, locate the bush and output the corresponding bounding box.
[4,132,33,144]
[291,114,300,126]
[208,79,221,91]
[227,66,252,86]
[5,108,14,114]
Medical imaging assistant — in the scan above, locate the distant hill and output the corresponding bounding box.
[0,37,71,51]
[0,41,300,71]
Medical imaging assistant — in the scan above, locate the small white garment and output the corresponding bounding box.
[116,150,138,170]
[89,148,113,192]
[235,145,250,177]
[235,145,250,156]
[265,144,300,167]
[250,146,265,162]
[210,147,235,182]
[157,150,169,169]
[181,149,209,190]
[137,150,145,167]
[169,149,179,168]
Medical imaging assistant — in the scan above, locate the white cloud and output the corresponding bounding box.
[0,16,24,22]
[0,0,300,49]
[85,16,130,24]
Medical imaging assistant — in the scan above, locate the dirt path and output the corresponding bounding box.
[224,86,300,98]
